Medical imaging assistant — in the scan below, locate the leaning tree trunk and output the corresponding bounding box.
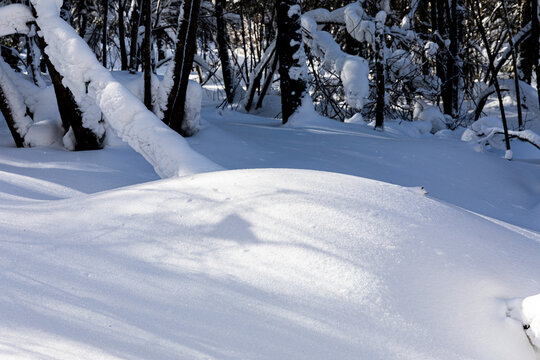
[0,58,32,147]
[32,16,104,151]
[519,0,533,83]
[163,0,201,136]
[276,0,308,124]
[215,0,235,104]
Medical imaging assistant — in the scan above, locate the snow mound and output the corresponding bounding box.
[522,295,540,349]
[24,119,63,147]
[1,169,539,359]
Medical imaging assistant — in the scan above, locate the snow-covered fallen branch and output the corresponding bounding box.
[462,117,540,157]
[32,0,221,178]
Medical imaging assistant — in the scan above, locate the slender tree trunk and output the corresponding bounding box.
[101,0,108,67]
[502,0,524,130]
[118,0,128,70]
[256,53,278,109]
[143,0,152,109]
[163,0,202,136]
[276,0,308,124]
[374,11,386,130]
[532,0,540,108]
[215,0,235,104]
[129,0,143,72]
[470,0,512,157]
[519,0,533,83]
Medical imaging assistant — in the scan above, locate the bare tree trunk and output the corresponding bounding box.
[129,0,143,72]
[374,11,386,130]
[143,0,152,109]
[118,0,128,70]
[101,0,108,67]
[276,0,308,124]
[532,0,540,108]
[215,0,235,104]
[519,0,533,82]
[163,0,202,136]
[256,53,278,109]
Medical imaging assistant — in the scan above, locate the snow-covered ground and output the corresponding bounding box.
[0,82,540,359]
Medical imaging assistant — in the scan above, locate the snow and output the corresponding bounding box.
[522,295,540,348]
[1,9,540,358]
[302,13,369,111]
[0,162,539,359]
[0,57,32,139]
[413,101,447,133]
[0,4,34,37]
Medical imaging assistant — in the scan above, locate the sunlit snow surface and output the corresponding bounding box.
[0,96,540,358]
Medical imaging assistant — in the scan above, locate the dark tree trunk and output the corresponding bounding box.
[374,11,385,130]
[215,0,235,104]
[163,0,201,136]
[276,0,307,124]
[256,53,279,109]
[532,0,540,108]
[101,0,108,67]
[129,0,143,72]
[143,0,152,109]
[502,0,524,130]
[35,30,103,150]
[519,0,533,83]
[118,0,128,70]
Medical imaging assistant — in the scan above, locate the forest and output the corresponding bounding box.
[0,0,540,359]
[0,0,539,166]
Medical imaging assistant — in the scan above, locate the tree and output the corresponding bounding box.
[276,0,308,124]
[215,0,235,104]
[162,0,202,136]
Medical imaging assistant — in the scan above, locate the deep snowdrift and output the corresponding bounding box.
[1,169,538,359]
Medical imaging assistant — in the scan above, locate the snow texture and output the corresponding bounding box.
[31,0,220,178]
[0,4,34,37]
[0,167,539,360]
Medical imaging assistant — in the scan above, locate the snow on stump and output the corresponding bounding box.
[508,294,540,351]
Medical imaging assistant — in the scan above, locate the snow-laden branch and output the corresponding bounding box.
[0,4,34,37]
[462,117,540,157]
[302,8,369,111]
[31,0,221,178]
